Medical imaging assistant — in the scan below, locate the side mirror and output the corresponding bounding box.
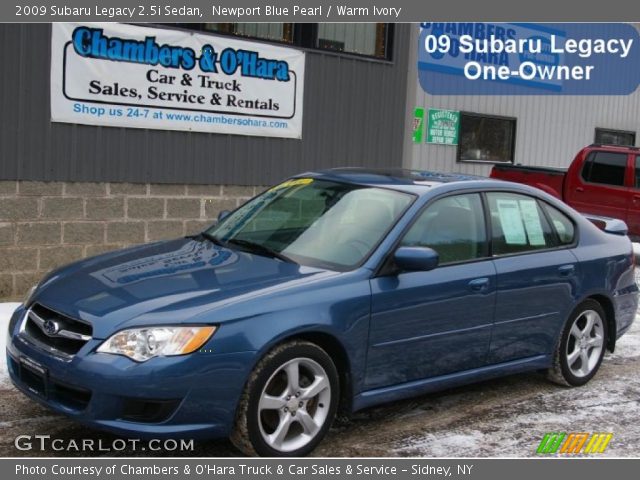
[394,246,439,272]
[217,210,231,222]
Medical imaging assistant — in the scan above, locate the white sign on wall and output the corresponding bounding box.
[51,23,305,138]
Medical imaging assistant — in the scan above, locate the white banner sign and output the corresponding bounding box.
[51,23,305,138]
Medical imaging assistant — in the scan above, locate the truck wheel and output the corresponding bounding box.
[231,340,339,456]
[548,299,607,387]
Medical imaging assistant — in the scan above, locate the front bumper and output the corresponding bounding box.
[6,306,255,439]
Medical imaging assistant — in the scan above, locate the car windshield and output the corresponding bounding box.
[206,178,414,270]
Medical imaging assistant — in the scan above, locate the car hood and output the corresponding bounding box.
[33,238,336,338]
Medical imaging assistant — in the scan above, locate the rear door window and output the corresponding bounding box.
[487,192,557,255]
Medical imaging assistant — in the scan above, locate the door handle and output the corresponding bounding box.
[558,265,575,277]
[575,187,584,193]
[634,195,640,202]
[468,277,490,292]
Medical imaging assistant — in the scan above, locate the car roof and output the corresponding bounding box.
[294,168,491,194]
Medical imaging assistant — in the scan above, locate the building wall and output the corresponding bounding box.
[406,24,640,175]
[408,94,640,176]
[0,23,411,186]
[0,23,412,300]
[0,180,262,300]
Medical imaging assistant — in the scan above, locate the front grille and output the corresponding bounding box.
[21,304,92,357]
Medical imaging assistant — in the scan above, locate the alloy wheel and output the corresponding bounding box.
[566,309,604,378]
[257,357,332,452]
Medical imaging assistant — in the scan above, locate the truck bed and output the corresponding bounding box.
[491,164,567,175]
[490,163,567,199]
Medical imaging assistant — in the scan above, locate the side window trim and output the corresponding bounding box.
[480,192,495,257]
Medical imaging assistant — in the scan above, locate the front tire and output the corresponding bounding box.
[231,340,339,456]
[548,299,607,387]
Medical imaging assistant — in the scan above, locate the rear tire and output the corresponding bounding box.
[548,299,607,387]
[230,340,339,457]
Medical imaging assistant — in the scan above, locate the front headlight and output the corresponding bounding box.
[97,326,217,362]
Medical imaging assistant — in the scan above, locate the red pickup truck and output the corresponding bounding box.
[491,144,640,239]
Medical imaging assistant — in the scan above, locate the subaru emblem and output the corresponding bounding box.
[43,319,60,336]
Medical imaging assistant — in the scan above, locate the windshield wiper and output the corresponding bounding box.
[225,238,298,264]
[188,231,226,247]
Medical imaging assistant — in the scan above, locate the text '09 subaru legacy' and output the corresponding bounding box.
[6,169,638,456]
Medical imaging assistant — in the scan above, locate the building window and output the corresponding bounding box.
[595,128,636,146]
[317,24,388,58]
[581,151,627,187]
[203,23,294,43]
[457,113,516,163]
[173,23,392,60]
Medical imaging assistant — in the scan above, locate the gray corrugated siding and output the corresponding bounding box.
[409,93,640,177]
[408,24,640,176]
[0,24,410,185]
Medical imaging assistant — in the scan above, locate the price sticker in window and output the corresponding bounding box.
[496,199,527,245]
[519,199,546,246]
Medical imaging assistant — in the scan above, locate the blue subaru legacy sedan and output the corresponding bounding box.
[6,169,638,456]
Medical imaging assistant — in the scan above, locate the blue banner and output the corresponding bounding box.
[418,23,640,95]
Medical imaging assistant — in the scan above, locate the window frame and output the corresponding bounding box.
[316,23,391,59]
[456,112,517,165]
[482,191,579,258]
[376,190,493,276]
[211,178,418,273]
[580,150,630,189]
[595,128,636,147]
[200,23,296,44]
[398,192,490,266]
[375,188,580,277]
[167,23,394,62]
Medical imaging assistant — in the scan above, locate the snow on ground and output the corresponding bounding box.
[0,303,19,386]
[388,302,640,457]
[389,336,640,457]
[610,317,640,359]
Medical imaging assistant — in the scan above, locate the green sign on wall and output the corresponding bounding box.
[427,108,460,145]
[412,107,424,143]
